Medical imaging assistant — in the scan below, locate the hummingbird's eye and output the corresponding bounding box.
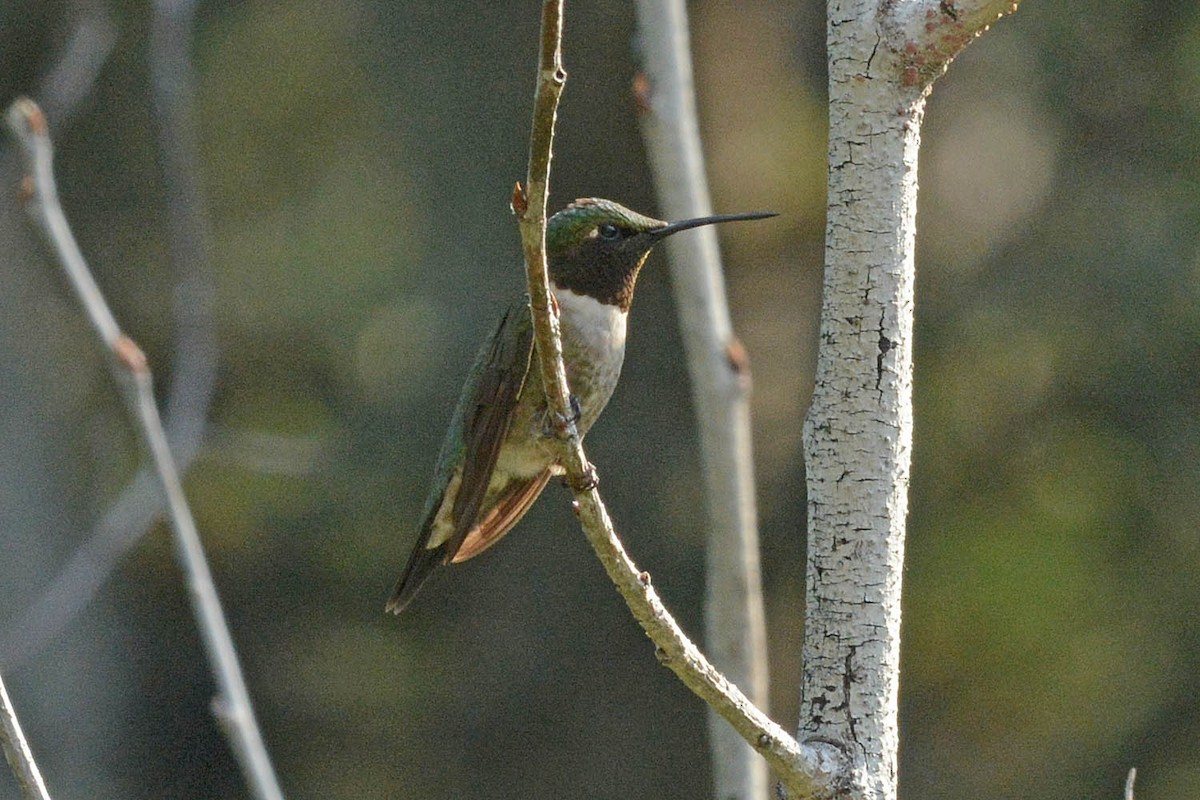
[597,222,621,240]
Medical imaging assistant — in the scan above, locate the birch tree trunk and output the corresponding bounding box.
[799,1,1018,797]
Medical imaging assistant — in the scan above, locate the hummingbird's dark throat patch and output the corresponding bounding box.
[548,246,651,313]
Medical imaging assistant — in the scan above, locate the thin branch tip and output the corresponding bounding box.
[511,181,528,216]
[6,86,285,800]
[7,97,48,137]
[631,73,653,114]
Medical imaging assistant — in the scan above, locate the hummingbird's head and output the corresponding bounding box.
[546,198,775,312]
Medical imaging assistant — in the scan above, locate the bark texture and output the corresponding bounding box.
[799,0,1018,796]
[798,4,926,798]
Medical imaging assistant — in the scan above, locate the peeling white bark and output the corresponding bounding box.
[883,0,1022,87]
[798,3,927,799]
[799,0,1019,797]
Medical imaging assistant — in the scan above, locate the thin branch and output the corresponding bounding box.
[515,0,573,441]
[150,0,220,451]
[36,0,118,129]
[2,0,219,670]
[0,671,52,800]
[631,3,770,799]
[0,470,166,667]
[1124,767,1136,800]
[5,98,286,800]
[514,4,837,797]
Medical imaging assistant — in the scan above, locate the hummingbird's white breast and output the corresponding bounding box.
[554,285,628,437]
[554,284,628,354]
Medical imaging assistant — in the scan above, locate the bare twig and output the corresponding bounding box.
[514,4,836,797]
[0,671,52,800]
[632,3,770,797]
[2,0,219,671]
[5,98,285,800]
[1124,767,1136,800]
[36,0,118,128]
[515,0,572,439]
[150,0,220,450]
[0,2,125,670]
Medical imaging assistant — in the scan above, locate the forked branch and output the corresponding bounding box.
[6,97,285,800]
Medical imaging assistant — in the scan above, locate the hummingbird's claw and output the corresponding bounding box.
[544,396,584,438]
[560,461,599,492]
[571,462,600,492]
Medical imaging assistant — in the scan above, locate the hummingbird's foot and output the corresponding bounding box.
[573,461,600,492]
[545,396,584,438]
[560,461,599,492]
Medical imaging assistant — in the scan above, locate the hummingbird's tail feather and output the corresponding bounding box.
[386,469,554,613]
[386,538,450,614]
[451,470,553,563]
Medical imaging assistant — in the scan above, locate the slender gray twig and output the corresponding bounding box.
[2,0,219,669]
[0,2,122,670]
[1124,767,1136,800]
[36,0,118,129]
[513,4,835,797]
[0,470,168,667]
[0,671,52,800]
[150,0,219,450]
[5,98,285,800]
[632,3,770,797]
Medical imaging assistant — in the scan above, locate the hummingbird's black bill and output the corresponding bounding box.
[652,210,778,237]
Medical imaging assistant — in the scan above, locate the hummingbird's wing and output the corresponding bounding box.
[387,298,535,613]
[444,299,536,555]
[451,468,553,562]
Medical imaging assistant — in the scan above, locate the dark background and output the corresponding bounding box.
[2,1,1197,798]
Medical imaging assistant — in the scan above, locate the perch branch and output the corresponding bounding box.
[5,97,285,800]
[0,672,52,800]
[513,4,837,797]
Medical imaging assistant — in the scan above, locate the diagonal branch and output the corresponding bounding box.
[5,97,286,800]
[513,3,838,797]
[3,0,220,671]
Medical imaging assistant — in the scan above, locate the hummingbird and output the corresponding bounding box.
[386,198,775,613]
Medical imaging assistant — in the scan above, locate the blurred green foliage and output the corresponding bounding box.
[1,0,1199,798]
